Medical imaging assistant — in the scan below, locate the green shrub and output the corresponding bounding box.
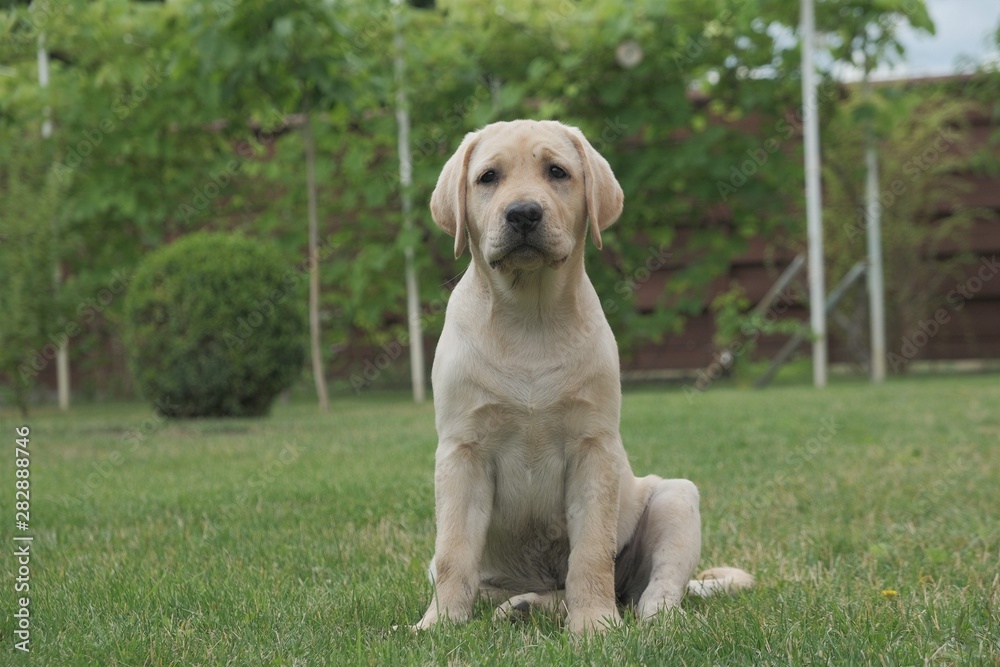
[123,232,305,417]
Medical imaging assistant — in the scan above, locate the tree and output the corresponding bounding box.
[176,0,371,412]
[0,142,65,415]
[1,0,235,401]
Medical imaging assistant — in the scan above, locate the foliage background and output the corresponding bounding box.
[1,0,997,405]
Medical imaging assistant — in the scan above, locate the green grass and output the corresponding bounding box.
[2,376,998,665]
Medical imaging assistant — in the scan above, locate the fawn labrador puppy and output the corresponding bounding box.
[416,120,752,634]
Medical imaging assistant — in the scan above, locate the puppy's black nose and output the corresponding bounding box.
[504,201,543,234]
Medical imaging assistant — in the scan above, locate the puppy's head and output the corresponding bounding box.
[430,120,623,272]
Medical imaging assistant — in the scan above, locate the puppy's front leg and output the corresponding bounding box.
[565,437,622,633]
[415,442,493,630]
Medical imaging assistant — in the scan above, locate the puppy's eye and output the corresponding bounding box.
[549,165,569,180]
[478,169,497,184]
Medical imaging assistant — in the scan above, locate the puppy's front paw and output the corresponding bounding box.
[412,603,472,631]
[566,606,622,634]
[637,598,686,622]
[637,591,685,621]
[412,602,444,631]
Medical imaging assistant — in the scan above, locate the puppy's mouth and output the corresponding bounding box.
[488,243,568,271]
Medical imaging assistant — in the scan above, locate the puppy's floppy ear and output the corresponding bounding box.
[430,131,479,259]
[566,125,624,250]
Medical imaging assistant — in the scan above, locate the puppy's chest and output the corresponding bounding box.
[478,333,595,405]
[471,362,594,449]
[475,380,589,590]
[451,331,616,448]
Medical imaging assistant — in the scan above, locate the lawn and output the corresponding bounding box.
[2,375,998,665]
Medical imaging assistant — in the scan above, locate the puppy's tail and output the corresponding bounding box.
[685,566,755,598]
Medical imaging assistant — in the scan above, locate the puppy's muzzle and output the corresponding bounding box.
[504,201,543,235]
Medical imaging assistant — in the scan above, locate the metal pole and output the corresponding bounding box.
[712,255,806,374]
[756,261,867,389]
[393,0,425,403]
[800,0,827,388]
[863,79,887,382]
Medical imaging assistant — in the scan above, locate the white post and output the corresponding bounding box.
[37,32,52,139]
[38,28,70,410]
[800,0,827,388]
[863,80,887,382]
[393,0,425,403]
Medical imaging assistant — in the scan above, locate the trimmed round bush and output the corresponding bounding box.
[123,232,306,418]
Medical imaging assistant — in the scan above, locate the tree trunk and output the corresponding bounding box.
[38,29,70,410]
[393,0,426,403]
[302,112,329,412]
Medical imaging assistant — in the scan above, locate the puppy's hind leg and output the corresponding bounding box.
[686,566,755,597]
[634,477,702,620]
[487,589,567,622]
